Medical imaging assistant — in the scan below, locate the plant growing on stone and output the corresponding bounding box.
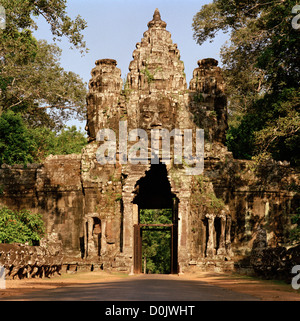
[191,175,225,214]
[141,66,155,84]
[121,77,132,101]
[193,93,204,103]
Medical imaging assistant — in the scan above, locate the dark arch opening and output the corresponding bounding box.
[133,163,178,274]
[133,163,175,209]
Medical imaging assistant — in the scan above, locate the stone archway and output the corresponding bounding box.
[132,163,178,274]
[121,162,184,274]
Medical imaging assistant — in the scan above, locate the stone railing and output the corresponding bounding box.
[249,227,300,282]
[0,242,63,279]
[250,244,300,282]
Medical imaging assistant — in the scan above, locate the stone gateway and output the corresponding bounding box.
[0,9,298,275]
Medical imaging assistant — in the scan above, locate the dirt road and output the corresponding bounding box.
[1,271,299,301]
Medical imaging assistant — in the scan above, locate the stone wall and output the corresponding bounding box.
[0,154,84,259]
[0,240,63,279]
[0,153,126,271]
[0,155,298,274]
[249,227,300,282]
[187,157,299,272]
[80,142,124,268]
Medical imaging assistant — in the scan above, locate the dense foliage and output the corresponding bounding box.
[0,206,45,245]
[0,0,87,129]
[193,0,300,165]
[0,110,87,165]
[140,209,172,274]
[0,1,88,165]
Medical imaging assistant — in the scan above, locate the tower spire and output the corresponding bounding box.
[147,8,167,28]
[153,8,161,21]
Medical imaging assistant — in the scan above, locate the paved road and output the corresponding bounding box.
[2,274,259,301]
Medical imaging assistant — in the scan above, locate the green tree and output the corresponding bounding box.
[28,125,87,162]
[0,0,88,130]
[0,110,36,165]
[140,209,172,274]
[192,0,300,165]
[0,206,45,245]
[1,39,87,130]
[0,0,87,53]
[142,229,171,274]
[46,125,87,156]
[140,208,172,225]
[0,111,87,165]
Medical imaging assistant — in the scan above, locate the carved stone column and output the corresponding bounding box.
[84,217,95,258]
[101,220,107,254]
[217,211,227,256]
[83,218,88,258]
[225,214,233,256]
[176,195,188,274]
[122,196,134,253]
[206,213,215,257]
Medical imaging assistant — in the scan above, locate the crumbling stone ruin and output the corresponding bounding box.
[0,9,299,277]
[0,235,63,279]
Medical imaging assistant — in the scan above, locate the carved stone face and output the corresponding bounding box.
[139,97,177,132]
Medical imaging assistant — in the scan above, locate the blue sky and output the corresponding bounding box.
[33,0,228,129]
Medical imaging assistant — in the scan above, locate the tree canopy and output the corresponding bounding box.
[0,0,88,131]
[140,209,172,274]
[0,110,87,166]
[193,0,300,165]
[0,0,88,166]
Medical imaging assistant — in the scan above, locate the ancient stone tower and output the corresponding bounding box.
[0,9,298,275]
[83,8,231,273]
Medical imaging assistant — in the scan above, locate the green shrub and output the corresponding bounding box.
[0,206,45,245]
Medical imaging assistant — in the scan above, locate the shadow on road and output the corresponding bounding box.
[1,275,259,301]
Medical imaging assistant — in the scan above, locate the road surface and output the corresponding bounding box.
[1,274,259,301]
